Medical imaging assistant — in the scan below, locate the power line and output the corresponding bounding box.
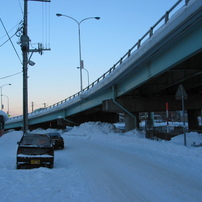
[0,23,19,40]
[0,18,22,64]
[0,21,22,46]
[42,1,51,49]
[0,33,16,47]
[0,71,22,80]
[17,0,24,16]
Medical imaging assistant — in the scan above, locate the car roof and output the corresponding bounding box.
[46,132,61,136]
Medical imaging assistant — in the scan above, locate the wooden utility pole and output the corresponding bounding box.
[21,0,50,135]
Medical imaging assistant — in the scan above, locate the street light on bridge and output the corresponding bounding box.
[56,13,100,91]
[77,66,90,87]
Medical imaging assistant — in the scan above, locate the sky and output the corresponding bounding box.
[0,121,202,201]
[0,0,181,117]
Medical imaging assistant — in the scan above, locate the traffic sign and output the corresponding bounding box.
[175,84,188,100]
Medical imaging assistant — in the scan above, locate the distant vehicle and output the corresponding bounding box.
[46,132,64,150]
[16,134,54,169]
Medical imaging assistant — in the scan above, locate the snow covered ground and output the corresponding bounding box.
[0,122,202,202]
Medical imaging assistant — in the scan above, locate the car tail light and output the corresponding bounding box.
[49,149,54,156]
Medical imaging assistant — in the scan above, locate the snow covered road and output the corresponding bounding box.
[63,138,202,202]
[0,123,202,202]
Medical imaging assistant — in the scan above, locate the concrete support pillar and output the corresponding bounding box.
[125,112,139,131]
[125,113,134,131]
[148,112,154,127]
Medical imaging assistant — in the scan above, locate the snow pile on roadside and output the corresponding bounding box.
[65,122,155,146]
[171,132,202,146]
[64,122,202,158]
[67,121,116,137]
[65,121,202,145]
[65,121,146,141]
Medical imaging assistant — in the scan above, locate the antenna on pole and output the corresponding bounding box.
[21,0,51,135]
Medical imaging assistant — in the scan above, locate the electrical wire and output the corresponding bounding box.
[0,18,22,64]
[42,1,51,49]
[0,71,22,80]
[0,23,18,40]
[17,0,24,16]
[0,21,22,47]
[0,33,16,47]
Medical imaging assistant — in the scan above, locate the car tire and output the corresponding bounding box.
[48,164,53,169]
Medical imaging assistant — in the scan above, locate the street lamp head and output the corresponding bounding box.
[56,13,100,91]
[56,13,62,17]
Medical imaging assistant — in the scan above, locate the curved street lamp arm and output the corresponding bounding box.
[56,14,79,24]
[56,13,100,25]
[80,17,100,24]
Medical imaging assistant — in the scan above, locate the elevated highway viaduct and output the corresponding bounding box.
[5,0,202,132]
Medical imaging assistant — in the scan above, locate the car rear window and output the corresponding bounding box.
[18,147,52,155]
[21,135,50,146]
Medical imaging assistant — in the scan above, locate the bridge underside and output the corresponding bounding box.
[118,51,202,111]
[103,51,202,131]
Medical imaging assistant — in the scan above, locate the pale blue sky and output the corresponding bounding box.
[0,0,179,116]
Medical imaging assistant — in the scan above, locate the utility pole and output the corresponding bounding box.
[21,0,50,135]
[21,0,29,135]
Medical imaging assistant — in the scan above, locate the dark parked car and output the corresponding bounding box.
[16,133,54,169]
[46,132,64,149]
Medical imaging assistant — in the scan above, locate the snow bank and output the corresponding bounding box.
[69,121,116,135]
[63,122,202,163]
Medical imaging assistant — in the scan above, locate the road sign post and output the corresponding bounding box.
[175,84,188,146]
[166,102,169,140]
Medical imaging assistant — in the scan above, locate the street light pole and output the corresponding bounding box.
[0,84,11,110]
[56,14,100,91]
[78,22,83,91]
[77,64,90,87]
